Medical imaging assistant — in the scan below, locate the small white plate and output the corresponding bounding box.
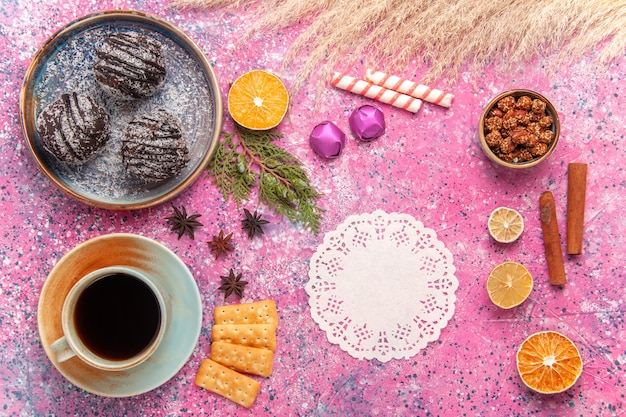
[37,233,202,397]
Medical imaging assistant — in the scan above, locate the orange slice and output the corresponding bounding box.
[488,207,524,243]
[227,70,289,130]
[516,331,583,394]
[486,261,533,309]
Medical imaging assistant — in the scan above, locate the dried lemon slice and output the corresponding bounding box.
[227,70,289,130]
[488,207,524,243]
[486,261,533,309]
[516,331,583,394]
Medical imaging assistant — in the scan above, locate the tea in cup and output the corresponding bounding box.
[50,266,167,371]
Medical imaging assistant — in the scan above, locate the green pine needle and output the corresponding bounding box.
[208,126,324,233]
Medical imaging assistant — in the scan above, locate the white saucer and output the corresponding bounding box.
[37,233,202,397]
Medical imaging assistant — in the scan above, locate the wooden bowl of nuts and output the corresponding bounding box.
[479,89,560,168]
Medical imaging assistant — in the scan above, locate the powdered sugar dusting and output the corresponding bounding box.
[94,31,166,100]
[31,18,217,204]
[36,92,110,165]
[123,109,190,182]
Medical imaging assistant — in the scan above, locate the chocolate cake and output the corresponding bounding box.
[94,31,166,100]
[122,109,190,182]
[36,92,111,165]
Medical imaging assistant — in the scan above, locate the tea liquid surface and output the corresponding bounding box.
[74,273,161,360]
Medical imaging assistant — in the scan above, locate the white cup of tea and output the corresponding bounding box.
[50,266,167,371]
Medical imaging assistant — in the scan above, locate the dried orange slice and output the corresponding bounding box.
[516,331,583,394]
[486,261,533,309]
[227,70,289,130]
[488,207,524,243]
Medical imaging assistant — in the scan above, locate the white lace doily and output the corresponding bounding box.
[306,210,458,362]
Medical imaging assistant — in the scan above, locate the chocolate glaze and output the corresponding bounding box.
[122,109,189,182]
[36,92,110,165]
[94,32,166,99]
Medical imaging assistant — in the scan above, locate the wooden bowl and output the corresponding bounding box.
[478,89,560,169]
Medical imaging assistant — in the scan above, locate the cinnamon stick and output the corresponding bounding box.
[540,191,567,285]
[566,163,587,255]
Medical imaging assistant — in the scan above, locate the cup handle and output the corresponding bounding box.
[50,336,76,363]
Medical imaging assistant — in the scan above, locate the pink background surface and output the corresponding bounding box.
[1,1,625,416]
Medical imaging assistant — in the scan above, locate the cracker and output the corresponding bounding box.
[195,358,260,409]
[214,300,278,325]
[212,323,277,351]
[211,341,274,377]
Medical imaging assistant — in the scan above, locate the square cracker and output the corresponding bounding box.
[212,323,277,351]
[214,300,278,326]
[195,358,260,409]
[211,341,274,377]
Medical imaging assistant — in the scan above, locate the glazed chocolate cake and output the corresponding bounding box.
[94,31,166,99]
[36,92,111,165]
[122,109,190,182]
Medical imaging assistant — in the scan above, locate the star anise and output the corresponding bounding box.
[241,208,270,239]
[218,269,248,300]
[165,205,203,240]
[207,230,235,260]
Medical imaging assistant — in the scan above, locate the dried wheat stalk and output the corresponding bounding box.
[171,0,626,94]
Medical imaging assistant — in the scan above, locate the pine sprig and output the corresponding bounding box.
[208,126,324,233]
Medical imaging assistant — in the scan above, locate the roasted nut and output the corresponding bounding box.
[518,149,533,161]
[497,96,515,113]
[526,134,539,148]
[485,131,502,148]
[510,128,530,145]
[531,99,547,114]
[530,143,548,156]
[485,116,503,132]
[516,96,533,110]
[502,112,519,130]
[499,136,516,153]
[526,122,541,135]
[539,115,553,129]
[513,109,531,125]
[490,108,504,118]
[538,130,554,144]
[497,96,516,112]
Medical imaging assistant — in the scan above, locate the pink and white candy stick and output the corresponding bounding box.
[331,72,422,113]
[365,69,454,108]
